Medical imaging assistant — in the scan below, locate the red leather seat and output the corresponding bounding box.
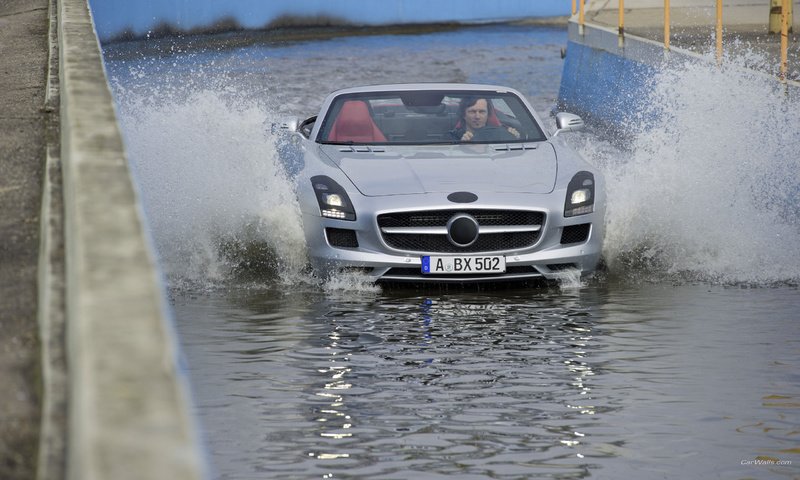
[327,100,387,143]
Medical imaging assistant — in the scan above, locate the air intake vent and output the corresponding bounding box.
[326,228,358,248]
[560,223,590,245]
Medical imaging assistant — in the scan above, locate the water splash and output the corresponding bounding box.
[577,54,800,285]
[110,67,390,293]
[112,79,308,287]
[552,268,586,289]
[322,271,384,294]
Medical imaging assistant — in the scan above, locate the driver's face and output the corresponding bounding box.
[464,99,489,131]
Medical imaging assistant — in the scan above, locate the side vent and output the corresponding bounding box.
[493,143,539,152]
[338,146,385,153]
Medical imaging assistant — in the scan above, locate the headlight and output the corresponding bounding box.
[321,193,344,207]
[311,175,356,221]
[564,171,595,217]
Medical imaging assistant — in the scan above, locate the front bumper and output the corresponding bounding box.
[302,195,604,284]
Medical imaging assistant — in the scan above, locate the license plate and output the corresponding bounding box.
[421,255,506,274]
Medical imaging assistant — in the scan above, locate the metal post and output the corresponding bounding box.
[619,0,625,47]
[716,0,723,65]
[664,0,671,50]
[780,0,789,80]
[579,0,585,35]
[770,0,794,34]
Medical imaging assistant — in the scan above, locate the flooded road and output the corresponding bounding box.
[173,283,798,479]
[103,24,800,479]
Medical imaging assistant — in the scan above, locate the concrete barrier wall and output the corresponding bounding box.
[57,0,205,478]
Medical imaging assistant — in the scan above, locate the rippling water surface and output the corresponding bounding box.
[174,284,799,479]
[103,24,800,479]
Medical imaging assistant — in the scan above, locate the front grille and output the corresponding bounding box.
[326,228,359,248]
[377,209,545,253]
[379,210,540,228]
[560,223,591,245]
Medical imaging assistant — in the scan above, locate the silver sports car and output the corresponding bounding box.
[274,83,604,283]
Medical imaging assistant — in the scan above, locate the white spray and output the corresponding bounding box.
[577,55,800,285]
[113,78,308,287]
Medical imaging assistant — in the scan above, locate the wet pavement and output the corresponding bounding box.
[0,0,49,478]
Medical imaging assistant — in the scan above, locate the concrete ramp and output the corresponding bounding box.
[55,0,206,478]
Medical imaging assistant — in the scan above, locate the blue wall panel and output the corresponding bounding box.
[89,0,570,41]
[558,40,657,127]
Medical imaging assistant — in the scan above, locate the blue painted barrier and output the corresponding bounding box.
[558,40,658,127]
[88,0,569,42]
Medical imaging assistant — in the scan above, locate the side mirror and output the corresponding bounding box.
[272,118,306,177]
[553,112,585,137]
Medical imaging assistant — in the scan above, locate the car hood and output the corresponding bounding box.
[319,144,557,196]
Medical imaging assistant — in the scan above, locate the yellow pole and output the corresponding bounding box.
[618,0,625,47]
[716,0,723,65]
[579,0,585,35]
[770,0,793,34]
[664,0,671,51]
[572,0,577,17]
[780,0,789,80]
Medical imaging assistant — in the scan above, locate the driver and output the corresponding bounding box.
[451,97,520,142]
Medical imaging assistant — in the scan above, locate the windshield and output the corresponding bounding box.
[318,90,546,145]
